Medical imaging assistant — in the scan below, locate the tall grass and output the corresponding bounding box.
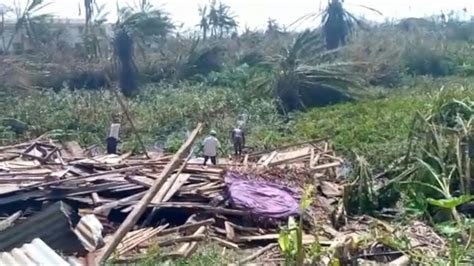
[0,83,285,154]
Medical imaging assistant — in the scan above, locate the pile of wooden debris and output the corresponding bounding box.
[0,125,446,265]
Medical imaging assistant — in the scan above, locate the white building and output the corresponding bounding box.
[0,17,113,54]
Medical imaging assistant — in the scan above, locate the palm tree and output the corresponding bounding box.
[322,0,382,49]
[114,28,137,97]
[83,0,96,28]
[116,0,174,47]
[200,0,237,39]
[5,0,52,53]
[292,0,380,50]
[83,3,110,58]
[268,30,363,112]
[197,5,209,40]
[0,4,13,51]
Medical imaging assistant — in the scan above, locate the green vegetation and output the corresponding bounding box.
[1,0,474,264]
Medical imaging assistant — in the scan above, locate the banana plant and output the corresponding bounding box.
[278,185,314,265]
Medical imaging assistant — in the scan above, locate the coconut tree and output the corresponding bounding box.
[0,4,13,51]
[292,0,380,50]
[83,0,96,27]
[116,0,174,48]
[321,0,381,49]
[5,0,52,53]
[83,3,110,58]
[197,5,209,40]
[200,0,238,39]
[114,28,137,97]
[268,30,363,112]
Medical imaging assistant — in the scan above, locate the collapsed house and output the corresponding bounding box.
[0,125,445,265]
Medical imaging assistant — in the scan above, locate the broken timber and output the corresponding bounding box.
[95,123,203,263]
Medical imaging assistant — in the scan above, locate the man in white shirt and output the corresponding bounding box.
[202,130,220,166]
[107,115,121,154]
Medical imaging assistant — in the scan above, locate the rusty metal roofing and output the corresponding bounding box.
[0,238,70,266]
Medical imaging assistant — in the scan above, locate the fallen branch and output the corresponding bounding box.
[239,243,277,264]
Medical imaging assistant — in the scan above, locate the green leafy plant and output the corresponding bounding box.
[278,185,314,265]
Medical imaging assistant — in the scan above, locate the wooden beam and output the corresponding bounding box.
[95,123,203,264]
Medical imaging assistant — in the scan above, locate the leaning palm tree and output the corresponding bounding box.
[267,30,363,112]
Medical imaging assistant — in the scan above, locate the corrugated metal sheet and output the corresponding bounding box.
[0,238,70,266]
[0,201,85,254]
[74,214,104,252]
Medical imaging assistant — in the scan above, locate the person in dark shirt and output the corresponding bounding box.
[231,125,245,156]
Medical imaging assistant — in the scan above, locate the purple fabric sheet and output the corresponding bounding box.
[225,171,300,219]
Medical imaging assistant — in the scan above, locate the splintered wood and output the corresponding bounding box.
[0,137,349,263]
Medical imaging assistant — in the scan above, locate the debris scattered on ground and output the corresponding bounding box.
[0,133,446,264]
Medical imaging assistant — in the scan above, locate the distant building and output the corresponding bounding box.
[0,18,113,54]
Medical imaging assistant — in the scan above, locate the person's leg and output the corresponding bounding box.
[106,137,117,154]
[237,140,242,155]
[233,140,238,156]
[203,156,209,166]
[211,156,217,165]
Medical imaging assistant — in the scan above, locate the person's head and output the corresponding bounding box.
[112,113,121,123]
[210,130,217,136]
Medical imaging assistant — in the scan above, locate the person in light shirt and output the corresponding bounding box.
[202,130,220,166]
[106,115,121,154]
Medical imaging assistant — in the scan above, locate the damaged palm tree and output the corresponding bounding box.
[268,30,364,113]
[114,28,138,97]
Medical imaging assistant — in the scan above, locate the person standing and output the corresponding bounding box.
[106,115,121,154]
[202,130,220,166]
[231,125,245,156]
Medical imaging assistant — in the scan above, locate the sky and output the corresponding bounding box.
[1,0,473,30]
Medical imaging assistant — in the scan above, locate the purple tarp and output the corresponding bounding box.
[225,171,301,219]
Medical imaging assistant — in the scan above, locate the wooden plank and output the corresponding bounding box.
[157,235,205,247]
[96,123,202,264]
[0,211,22,232]
[239,243,277,264]
[181,226,206,258]
[225,221,235,240]
[247,137,329,157]
[269,147,311,166]
[94,192,146,214]
[311,162,341,171]
[210,237,239,249]
[117,224,168,255]
[23,165,143,190]
[148,202,248,216]
[262,151,278,166]
[162,174,192,202]
[157,218,215,236]
[235,234,317,243]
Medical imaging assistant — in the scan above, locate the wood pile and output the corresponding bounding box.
[0,133,445,264]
